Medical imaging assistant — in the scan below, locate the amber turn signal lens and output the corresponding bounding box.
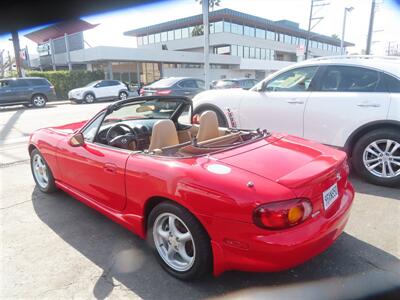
[288,205,304,224]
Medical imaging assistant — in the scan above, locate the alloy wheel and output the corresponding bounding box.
[153,212,195,272]
[119,92,128,100]
[32,154,49,188]
[32,95,46,107]
[363,139,400,178]
[85,94,95,103]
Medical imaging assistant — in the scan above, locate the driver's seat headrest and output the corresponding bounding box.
[148,119,179,151]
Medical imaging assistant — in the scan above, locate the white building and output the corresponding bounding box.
[27,9,353,84]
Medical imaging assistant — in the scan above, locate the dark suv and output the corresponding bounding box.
[0,77,57,108]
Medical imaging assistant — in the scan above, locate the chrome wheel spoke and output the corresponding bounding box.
[387,163,395,177]
[390,144,400,155]
[370,142,383,154]
[157,226,169,242]
[168,216,178,236]
[177,244,192,263]
[385,140,393,152]
[367,161,381,171]
[177,232,191,243]
[366,157,380,164]
[366,148,379,157]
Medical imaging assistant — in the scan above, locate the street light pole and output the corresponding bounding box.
[366,0,376,55]
[202,0,210,89]
[340,7,353,55]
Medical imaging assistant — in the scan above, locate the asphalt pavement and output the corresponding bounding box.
[1,102,399,299]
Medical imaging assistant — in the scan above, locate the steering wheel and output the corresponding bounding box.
[105,123,134,143]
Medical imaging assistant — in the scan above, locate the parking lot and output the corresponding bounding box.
[1,102,399,299]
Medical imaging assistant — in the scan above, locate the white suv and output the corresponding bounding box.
[68,80,129,104]
[193,56,400,187]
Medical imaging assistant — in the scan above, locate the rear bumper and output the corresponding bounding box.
[203,183,355,276]
[46,92,57,101]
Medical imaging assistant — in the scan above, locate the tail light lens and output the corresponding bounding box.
[156,89,172,95]
[253,198,312,230]
[192,114,200,124]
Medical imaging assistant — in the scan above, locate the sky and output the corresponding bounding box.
[1,0,400,58]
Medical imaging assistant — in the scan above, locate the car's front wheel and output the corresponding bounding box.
[31,94,47,108]
[147,202,212,280]
[84,93,95,104]
[352,128,400,187]
[119,91,128,100]
[30,149,57,193]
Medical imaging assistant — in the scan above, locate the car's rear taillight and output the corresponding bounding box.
[155,89,172,95]
[192,114,200,124]
[253,198,312,230]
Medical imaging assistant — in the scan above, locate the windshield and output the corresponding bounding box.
[102,99,183,126]
[148,78,180,88]
[85,80,101,87]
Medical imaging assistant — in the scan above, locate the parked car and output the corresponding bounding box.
[29,95,354,280]
[193,56,400,187]
[140,77,205,98]
[0,77,57,108]
[68,80,129,103]
[211,78,259,90]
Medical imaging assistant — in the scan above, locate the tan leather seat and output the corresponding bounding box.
[148,119,179,151]
[196,111,220,142]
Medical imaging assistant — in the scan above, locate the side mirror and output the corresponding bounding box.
[69,133,85,147]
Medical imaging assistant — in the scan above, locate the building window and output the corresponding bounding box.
[174,29,182,39]
[299,38,305,46]
[243,46,249,58]
[255,47,261,59]
[215,45,230,55]
[214,21,223,33]
[266,31,275,40]
[209,23,214,34]
[256,28,265,39]
[292,36,298,45]
[161,32,167,42]
[261,48,266,60]
[137,36,143,46]
[167,30,174,40]
[238,45,243,57]
[148,34,155,44]
[231,44,238,56]
[284,34,291,44]
[311,40,317,48]
[249,47,255,58]
[181,27,189,38]
[143,35,148,45]
[223,21,231,33]
[155,33,161,43]
[270,50,275,60]
[231,23,243,35]
[244,25,255,37]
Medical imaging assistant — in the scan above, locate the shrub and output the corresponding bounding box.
[24,70,105,99]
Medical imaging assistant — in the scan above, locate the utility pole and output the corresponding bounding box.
[340,7,354,55]
[366,0,376,55]
[202,0,210,89]
[11,30,22,77]
[305,0,330,60]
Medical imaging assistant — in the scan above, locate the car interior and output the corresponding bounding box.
[94,109,266,157]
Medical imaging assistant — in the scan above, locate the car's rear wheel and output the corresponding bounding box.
[30,149,57,193]
[147,202,212,280]
[119,91,128,100]
[352,128,400,187]
[31,94,47,108]
[193,106,228,127]
[84,93,95,104]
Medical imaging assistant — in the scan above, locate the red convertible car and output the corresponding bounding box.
[29,96,354,280]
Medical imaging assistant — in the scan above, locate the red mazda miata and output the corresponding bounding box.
[29,96,354,280]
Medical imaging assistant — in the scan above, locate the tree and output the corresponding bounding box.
[195,0,221,11]
[191,25,204,36]
[0,50,15,78]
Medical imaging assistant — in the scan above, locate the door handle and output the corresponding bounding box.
[286,99,304,104]
[357,103,380,108]
[103,163,117,174]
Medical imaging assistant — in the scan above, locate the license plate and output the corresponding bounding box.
[323,183,339,210]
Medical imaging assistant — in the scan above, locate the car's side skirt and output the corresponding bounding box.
[55,180,145,238]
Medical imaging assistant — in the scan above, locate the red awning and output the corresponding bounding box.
[24,19,98,44]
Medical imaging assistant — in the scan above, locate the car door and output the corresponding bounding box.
[57,113,129,211]
[304,65,391,147]
[0,80,13,104]
[239,66,319,137]
[93,80,110,99]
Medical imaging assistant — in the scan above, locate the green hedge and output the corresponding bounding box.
[25,70,105,99]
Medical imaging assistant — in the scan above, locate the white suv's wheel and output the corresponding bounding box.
[84,93,95,104]
[353,128,400,187]
[119,91,128,100]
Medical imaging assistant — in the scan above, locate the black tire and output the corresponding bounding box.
[194,106,228,127]
[31,94,47,108]
[119,91,128,100]
[30,149,57,193]
[352,128,400,187]
[147,202,212,280]
[84,93,95,104]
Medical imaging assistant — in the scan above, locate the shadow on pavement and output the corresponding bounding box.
[32,188,400,300]
[0,109,25,144]
[350,175,400,201]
